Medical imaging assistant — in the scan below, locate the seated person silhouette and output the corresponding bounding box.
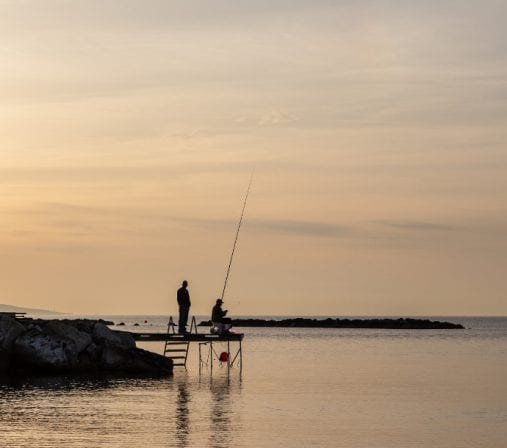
[211,299,232,334]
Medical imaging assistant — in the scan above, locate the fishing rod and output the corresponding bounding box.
[220,173,254,301]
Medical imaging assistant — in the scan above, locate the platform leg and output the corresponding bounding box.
[198,343,202,374]
[227,340,231,377]
[239,339,243,375]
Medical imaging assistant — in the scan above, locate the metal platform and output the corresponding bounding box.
[115,316,243,372]
[125,332,244,342]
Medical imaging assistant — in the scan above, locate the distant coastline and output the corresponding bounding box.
[0,303,63,315]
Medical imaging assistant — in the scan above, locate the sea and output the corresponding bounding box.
[0,315,506,448]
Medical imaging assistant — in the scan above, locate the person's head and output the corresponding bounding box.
[216,299,223,306]
[182,280,188,288]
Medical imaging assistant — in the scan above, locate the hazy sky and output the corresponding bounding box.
[1,1,506,315]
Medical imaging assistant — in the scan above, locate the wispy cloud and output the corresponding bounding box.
[372,220,460,232]
[258,111,297,127]
[0,162,254,184]
[246,219,351,238]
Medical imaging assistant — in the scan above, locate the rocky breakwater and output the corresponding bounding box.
[0,315,172,376]
[199,317,464,329]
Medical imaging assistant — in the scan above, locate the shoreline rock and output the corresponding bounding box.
[0,316,172,376]
[199,317,464,329]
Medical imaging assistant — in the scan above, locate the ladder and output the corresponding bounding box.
[163,316,198,368]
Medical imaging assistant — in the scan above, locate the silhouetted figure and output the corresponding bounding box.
[177,280,191,334]
[212,299,228,322]
[211,299,231,334]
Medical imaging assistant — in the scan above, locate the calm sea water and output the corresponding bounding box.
[1,316,506,447]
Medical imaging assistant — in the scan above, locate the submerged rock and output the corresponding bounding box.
[0,317,172,376]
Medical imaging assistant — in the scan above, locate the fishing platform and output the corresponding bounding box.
[122,316,244,373]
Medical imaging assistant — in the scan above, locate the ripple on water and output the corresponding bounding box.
[0,318,506,448]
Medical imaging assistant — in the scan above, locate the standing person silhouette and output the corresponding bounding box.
[177,280,191,334]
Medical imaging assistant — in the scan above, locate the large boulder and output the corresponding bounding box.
[5,318,172,376]
[45,320,92,353]
[101,345,173,374]
[75,342,102,370]
[0,315,26,351]
[93,322,135,349]
[0,349,10,373]
[12,329,79,371]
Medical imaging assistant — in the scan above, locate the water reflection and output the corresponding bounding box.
[175,379,190,448]
[0,374,114,393]
[168,371,242,448]
[0,372,168,392]
[0,373,174,448]
[0,370,244,448]
[209,376,235,448]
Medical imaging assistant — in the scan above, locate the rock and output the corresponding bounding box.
[116,331,136,349]
[126,348,173,374]
[3,318,172,376]
[101,346,172,374]
[198,317,464,329]
[76,342,102,370]
[0,315,26,351]
[92,322,135,349]
[71,319,96,334]
[0,349,10,373]
[45,320,92,353]
[84,341,101,360]
[101,345,125,367]
[98,319,115,325]
[13,329,78,371]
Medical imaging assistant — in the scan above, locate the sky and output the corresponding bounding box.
[0,0,506,316]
